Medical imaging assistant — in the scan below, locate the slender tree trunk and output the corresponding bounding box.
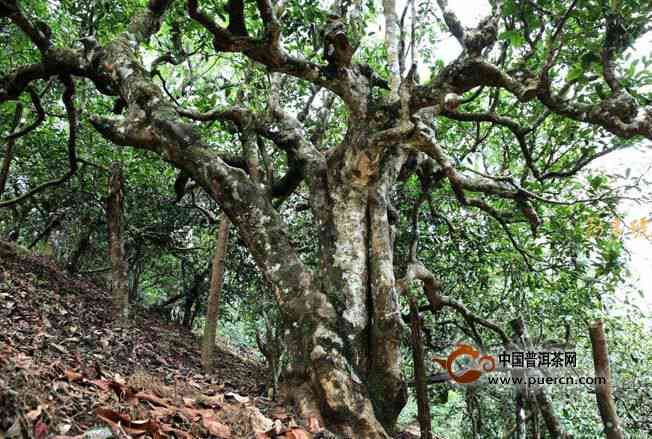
[28,212,64,249]
[589,320,624,439]
[129,257,143,303]
[255,309,286,400]
[467,387,481,439]
[515,389,526,439]
[532,379,569,439]
[182,273,202,328]
[8,207,23,242]
[530,402,540,439]
[155,292,184,309]
[382,0,400,100]
[107,161,129,321]
[511,318,568,439]
[201,216,230,369]
[0,104,22,197]
[66,215,93,273]
[409,298,431,439]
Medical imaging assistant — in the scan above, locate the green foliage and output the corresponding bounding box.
[1,0,651,436]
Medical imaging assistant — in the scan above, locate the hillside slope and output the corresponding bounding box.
[0,243,327,438]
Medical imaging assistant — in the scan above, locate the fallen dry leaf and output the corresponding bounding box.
[57,423,72,435]
[63,369,83,383]
[134,391,172,408]
[269,405,289,421]
[14,352,32,368]
[202,416,231,438]
[88,379,110,391]
[33,419,49,439]
[249,406,274,433]
[26,404,45,421]
[286,428,312,439]
[160,423,192,438]
[224,392,249,404]
[196,393,224,408]
[307,415,324,433]
[96,407,161,437]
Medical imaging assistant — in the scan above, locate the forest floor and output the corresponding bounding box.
[0,243,360,439]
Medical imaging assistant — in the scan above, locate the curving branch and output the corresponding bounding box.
[187,0,335,88]
[1,0,52,53]
[0,76,77,208]
[411,118,538,223]
[177,104,320,202]
[412,47,652,141]
[185,0,388,114]
[435,0,502,56]
[398,261,511,345]
[3,87,45,141]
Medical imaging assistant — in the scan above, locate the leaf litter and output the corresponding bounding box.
[0,247,325,438]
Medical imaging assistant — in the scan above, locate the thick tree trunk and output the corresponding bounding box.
[84,8,404,434]
[589,320,624,439]
[201,216,230,370]
[282,134,408,437]
[107,161,129,321]
[271,130,408,438]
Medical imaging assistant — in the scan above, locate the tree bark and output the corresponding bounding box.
[0,103,22,197]
[515,389,526,439]
[4,0,652,436]
[511,318,568,439]
[182,269,206,328]
[409,298,431,439]
[28,211,63,249]
[382,0,400,100]
[129,256,143,303]
[201,215,230,370]
[107,161,129,322]
[33,4,394,436]
[255,309,286,400]
[467,387,482,439]
[589,320,624,439]
[66,214,93,273]
[530,400,540,439]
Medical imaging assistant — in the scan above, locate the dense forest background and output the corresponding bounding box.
[1,0,651,437]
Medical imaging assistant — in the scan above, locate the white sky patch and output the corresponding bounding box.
[592,147,652,309]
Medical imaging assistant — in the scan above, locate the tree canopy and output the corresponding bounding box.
[1,0,651,437]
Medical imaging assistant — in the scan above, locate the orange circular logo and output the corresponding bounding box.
[433,344,496,384]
